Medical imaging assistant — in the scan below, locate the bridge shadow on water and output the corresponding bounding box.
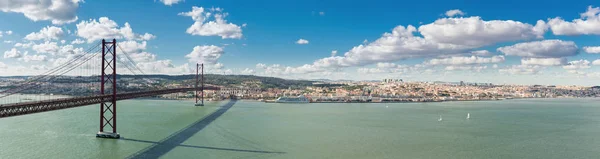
[125,99,285,159]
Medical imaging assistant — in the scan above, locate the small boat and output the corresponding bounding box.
[438,115,443,121]
[467,113,470,119]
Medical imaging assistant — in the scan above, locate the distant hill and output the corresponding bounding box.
[0,74,318,95]
[118,74,316,89]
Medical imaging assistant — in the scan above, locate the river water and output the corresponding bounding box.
[2,98,600,158]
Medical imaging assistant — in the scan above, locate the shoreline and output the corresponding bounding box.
[267,96,599,104]
[6,94,596,103]
[139,96,598,103]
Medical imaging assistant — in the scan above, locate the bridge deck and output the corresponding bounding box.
[0,87,219,118]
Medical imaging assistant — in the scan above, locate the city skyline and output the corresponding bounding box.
[0,0,600,86]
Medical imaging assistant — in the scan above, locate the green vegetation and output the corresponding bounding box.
[342,85,366,91]
[0,74,319,96]
[119,74,317,90]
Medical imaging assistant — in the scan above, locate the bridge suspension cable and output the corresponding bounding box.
[0,42,101,95]
[0,43,102,100]
[116,44,146,75]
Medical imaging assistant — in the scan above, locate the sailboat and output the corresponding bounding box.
[438,115,443,121]
[467,113,471,119]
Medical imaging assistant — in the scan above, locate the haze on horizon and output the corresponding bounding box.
[0,0,600,86]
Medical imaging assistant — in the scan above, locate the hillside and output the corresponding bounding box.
[1,74,317,90]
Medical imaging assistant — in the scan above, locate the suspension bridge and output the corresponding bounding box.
[0,39,218,139]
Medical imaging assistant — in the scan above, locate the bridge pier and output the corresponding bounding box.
[96,132,120,138]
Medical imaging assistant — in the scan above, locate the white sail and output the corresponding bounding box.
[438,115,443,121]
[467,113,470,119]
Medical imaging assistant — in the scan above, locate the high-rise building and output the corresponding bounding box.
[383,79,402,83]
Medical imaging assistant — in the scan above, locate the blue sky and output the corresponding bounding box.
[1,0,600,86]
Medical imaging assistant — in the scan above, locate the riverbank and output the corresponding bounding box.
[263,96,597,104]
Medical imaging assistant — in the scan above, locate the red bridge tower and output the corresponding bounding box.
[96,39,119,139]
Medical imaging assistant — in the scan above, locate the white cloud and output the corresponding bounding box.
[563,60,591,70]
[71,39,85,44]
[179,6,243,39]
[521,57,567,66]
[357,68,386,74]
[499,65,541,75]
[24,26,64,41]
[296,39,309,44]
[14,42,34,48]
[471,50,492,56]
[136,60,192,74]
[76,17,156,43]
[241,68,255,74]
[224,69,233,74]
[267,15,553,75]
[138,33,156,40]
[445,65,487,72]
[426,55,505,65]
[185,45,225,64]
[51,54,82,67]
[583,46,600,53]
[118,40,147,53]
[179,6,207,22]
[105,40,158,68]
[260,64,283,74]
[209,7,223,12]
[331,50,337,57]
[159,0,183,6]
[256,63,266,69]
[0,0,81,24]
[21,52,47,62]
[497,40,578,58]
[319,11,325,16]
[376,62,399,68]
[356,63,414,74]
[58,44,84,56]
[32,41,59,54]
[60,40,65,44]
[4,40,14,44]
[566,70,587,75]
[30,65,48,71]
[5,30,12,35]
[592,59,600,65]
[212,63,224,69]
[0,62,6,69]
[548,6,600,35]
[4,48,22,58]
[418,17,547,47]
[290,25,466,70]
[128,52,156,62]
[445,9,465,17]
